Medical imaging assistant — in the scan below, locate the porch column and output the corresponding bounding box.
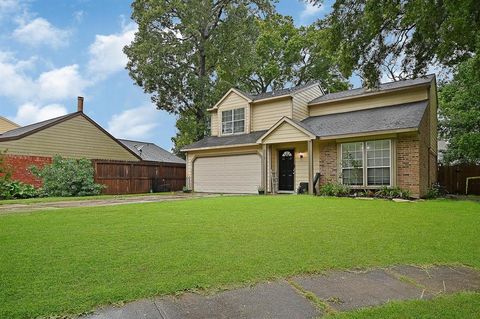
[308,139,314,195]
[262,144,267,191]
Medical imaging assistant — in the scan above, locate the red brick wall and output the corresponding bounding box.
[4,155,52,187]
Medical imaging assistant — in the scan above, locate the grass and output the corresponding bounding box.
[0,192,173,205]
[0,196,479,318]
[324,292,480,319]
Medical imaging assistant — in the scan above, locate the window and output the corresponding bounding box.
[222,108,244,134]
[366,140,391,186]
[340,139,391,187]
[341,142,364,185]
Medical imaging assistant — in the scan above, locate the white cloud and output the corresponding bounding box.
[300,2,324,22]
[87,23,137,79]
[37,64,89,101]
[12,17,69,48]
[0,52,89,103]
[107,105,161,140]
[12,102,68,125]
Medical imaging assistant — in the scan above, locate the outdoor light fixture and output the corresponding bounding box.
[299,152,304,158]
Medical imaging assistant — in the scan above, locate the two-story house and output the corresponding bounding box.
[182,75,438,198]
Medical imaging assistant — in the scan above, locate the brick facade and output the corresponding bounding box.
[318,141,338,184]
[396,134,421,197]
[4,155,52,187]
[316,132,433,198]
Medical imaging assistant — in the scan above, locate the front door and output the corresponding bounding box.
[278,149,295,191]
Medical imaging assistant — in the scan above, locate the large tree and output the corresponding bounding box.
[124,0,273,155]
[220,14,348,94]
[439,59,480,164]
[312,0,480,86]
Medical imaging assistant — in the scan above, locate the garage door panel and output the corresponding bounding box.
[194,154,261,193]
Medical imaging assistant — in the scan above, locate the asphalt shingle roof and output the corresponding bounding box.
[0,113,74,139]
[309,75,434,105]
[301,100,428,137]
[182,130,267,151]
[236,82,320,102]
[118,139,185,164]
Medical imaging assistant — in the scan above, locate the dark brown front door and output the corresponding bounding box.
[279,149,294,191]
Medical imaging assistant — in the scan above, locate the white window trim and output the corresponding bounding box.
[339,139,393,188]
[221,108,245,135]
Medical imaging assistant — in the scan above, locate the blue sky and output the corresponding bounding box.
[0,0,337,151]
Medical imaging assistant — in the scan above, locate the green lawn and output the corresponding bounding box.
[0,196,479,318]
[0,192,173,205]
[325,292,480,319]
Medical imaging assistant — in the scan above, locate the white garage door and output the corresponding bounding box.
[194,154,261,194]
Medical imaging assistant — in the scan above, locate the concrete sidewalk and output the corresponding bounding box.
[81,265,480,319]
[0,193,229,214]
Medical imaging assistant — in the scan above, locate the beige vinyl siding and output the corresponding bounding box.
[0,115,139,161]
[270,142,309,192]
[193,154,261,193]
[292,85,322,121]
[251,98,292,131]
[429,83,438,153]
[185,145,261,189]
[210,110,219,136]
[309,87,429,116]
[0,117,19,133]
[263,122,311,144]
[215,91,250,135]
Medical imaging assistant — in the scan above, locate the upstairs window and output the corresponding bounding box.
[222,108,245,134]
[340,139,392,187]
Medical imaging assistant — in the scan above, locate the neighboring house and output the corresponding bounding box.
[0,98,182,188]
[0,116,20,134]
[119,139,185,164]
[182,76,438,198]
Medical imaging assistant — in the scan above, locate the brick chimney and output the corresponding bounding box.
[77,96,84,112]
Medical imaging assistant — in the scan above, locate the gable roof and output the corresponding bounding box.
[301,100,428,139]
[0,113,76,140]
[181,130,267,151]
[249,82,321,101]
[309,75,435,105]
[0,112,142,160]
[118,139,185,164]
[0,116,20,128]
[256,117,316,143]
[208,82,321,111]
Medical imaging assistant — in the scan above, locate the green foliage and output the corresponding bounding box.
[439,58,480,164]
[319,182,350,196]
[30,156,104,197]
[0,180,38,200]
[425,183,447,199]
[375,186,411,199]
[228,14,349,94]
[0,150,11,180]
[317,0,480,85]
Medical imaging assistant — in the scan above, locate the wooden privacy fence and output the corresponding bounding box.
[438,164,480,195]
[93,160,186,195]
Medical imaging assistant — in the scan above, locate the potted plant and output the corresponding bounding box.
[257,186,265,195]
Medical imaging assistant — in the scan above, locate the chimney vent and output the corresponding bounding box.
[77,96,84,112]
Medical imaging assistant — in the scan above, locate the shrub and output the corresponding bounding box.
[425,183,447,199]
[30,156,104,197]
[319,182,350,197]
[0,180,38,199]
[375,186,411,199]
